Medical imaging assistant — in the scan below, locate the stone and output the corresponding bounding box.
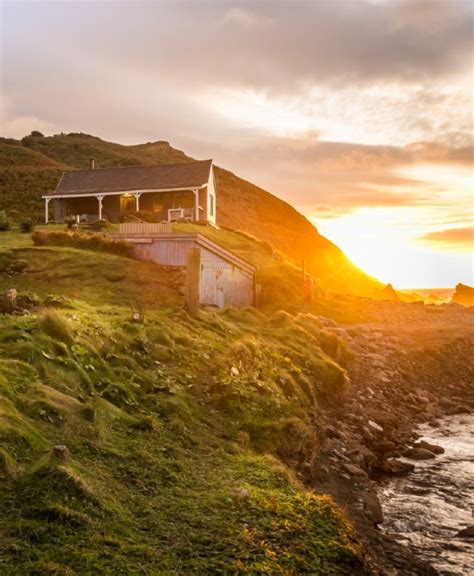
[361,492,384,525]
[372,440,396,454]
[231,487,250,501]
[413,440,444,455]
[453,405,470,415]
[348,446,376,471]
[365,352,387,364]
[402,447,436,460]
[368,420,384,434]
[230,366,239,376]
[381,459,415,476]
[325,425,342,439]
[4,288,17,314]
[456,526,474,539]
[342,463,368,480]
[51,445,70,463]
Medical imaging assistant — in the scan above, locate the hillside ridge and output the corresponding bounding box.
[0,132,383,297]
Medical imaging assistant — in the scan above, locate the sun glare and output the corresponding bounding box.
[312,203,474,288]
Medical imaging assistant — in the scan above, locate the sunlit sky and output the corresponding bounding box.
[1,0,473,288]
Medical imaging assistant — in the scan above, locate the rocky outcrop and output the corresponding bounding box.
[379,283,401,302]
[310,301,473,575]
[402,447,436,460]
[450,283,474,307]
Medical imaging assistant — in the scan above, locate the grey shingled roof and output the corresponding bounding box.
[51,160,213,196]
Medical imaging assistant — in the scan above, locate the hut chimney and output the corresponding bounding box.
[89,157,96,170]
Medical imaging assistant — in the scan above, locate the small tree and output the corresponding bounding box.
[30,130,44,138]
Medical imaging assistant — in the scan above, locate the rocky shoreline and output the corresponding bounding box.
[312,302,474,575]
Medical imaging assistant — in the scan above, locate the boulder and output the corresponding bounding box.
[347,445,376,471]
[402,447,436,460]
[371,440,396,454]
[342,463,368,480]
[361,492,384,525]
[453,405,470,415]
[414,440,444,455]
[381,459,415,476]
[456,526,474,539]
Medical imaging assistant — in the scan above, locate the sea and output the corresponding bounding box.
[379,414,474,576]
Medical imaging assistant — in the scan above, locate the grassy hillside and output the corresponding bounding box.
[0,229,372,575]
[0,132,383,297]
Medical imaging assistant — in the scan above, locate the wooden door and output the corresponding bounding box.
[120,195,135,214]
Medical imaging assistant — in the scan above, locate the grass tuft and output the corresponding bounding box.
[0,447,15,480]
[40,312,74,346]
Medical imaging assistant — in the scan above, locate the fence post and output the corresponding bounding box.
[185,247,201,314]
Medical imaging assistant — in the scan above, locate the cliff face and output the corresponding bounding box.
[450,283,474,307]
[0,133,383,298]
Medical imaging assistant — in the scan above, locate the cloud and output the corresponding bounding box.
[418,227,474,249]
[222,7,272,29]
[393,0,458,32]
[3,1,473,95]
[0,96,57,139]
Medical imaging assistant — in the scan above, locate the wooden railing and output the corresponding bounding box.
[118,222,172,235]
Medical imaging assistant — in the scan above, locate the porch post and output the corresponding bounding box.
[96,195,104,220]
[133,192,142,212]
[193,189,199,222]
[44,197,50,224]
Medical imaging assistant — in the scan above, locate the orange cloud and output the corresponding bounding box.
[418,227,474,248]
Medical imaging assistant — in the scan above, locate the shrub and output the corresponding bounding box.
[20,218,35,233]
[16,291,41,309]
[0,210,10,231]
[32,229,133,257]
[89,219,110,231]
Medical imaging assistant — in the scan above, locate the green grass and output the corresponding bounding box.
[0,230,372,575]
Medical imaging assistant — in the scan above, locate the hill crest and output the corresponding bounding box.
[0,132,383,297]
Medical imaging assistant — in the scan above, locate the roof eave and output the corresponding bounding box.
[42,182,208,199]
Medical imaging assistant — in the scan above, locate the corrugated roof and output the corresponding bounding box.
[51,160,213,196]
